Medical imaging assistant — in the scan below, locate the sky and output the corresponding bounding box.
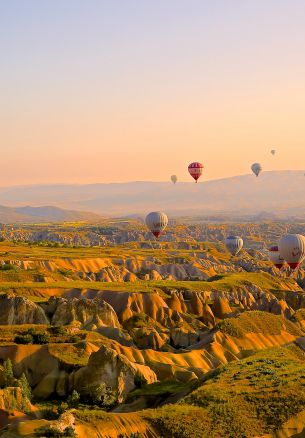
[1,0,305,186]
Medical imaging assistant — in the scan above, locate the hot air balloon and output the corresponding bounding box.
[271,149,276,156]
[279,234,305,270]
[251,163,262,177]
[188,162,203,183]
[171,175,177,184]
[268,245,285,270]
[145,211,168,239]
[225,236,243,256]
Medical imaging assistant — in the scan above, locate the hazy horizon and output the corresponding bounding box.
[0,169,303,189]
[1,0,305,186]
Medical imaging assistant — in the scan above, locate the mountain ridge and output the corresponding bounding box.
[0,170,303,217]
[0,205,103,223]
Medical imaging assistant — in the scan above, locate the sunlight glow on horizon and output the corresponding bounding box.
[1,0,305,186]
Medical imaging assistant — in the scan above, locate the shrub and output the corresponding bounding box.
[0,263,16,271]
[85,383,117,408]
[67,390,80,408]
[35,426,76,437]
[14,334,33,344]
[32,332,50,344]
[20,329,51,344]
[49,326,66,336]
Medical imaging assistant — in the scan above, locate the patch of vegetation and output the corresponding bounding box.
[14,328,50,345]
[129,380,188,399]
[172,347,305,436]
[216,310,303,338]
[0,263,17,271]
[35,426,76,437]
[14,333,34,344]
[145,405,212,438]
[48,344,90,367]
[81,383,117,409]
[67,390,80,408]
[74,408,110,422]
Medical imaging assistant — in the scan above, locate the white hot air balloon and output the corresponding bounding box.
[271,149,276,156]
[279,234,305,270]
[251,163,262,177]
[145,211,168,239]
[171,175,178,184]
[225,236,243,256]
[268,245,285,270]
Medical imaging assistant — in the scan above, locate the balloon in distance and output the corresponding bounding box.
[188,162,203,183]
[251,163,262,177]
[145,211,169,239]
[225,235,244,256]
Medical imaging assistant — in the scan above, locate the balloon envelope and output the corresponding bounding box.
[225,236,243,256]
[251,163,262,177]
[188,162,203,183]
[145,211,168,239]
[279,234,305,270]
[268,245,285,269]
[271,149,276,155]
[171,175,177,184]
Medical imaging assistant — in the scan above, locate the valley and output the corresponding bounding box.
[0,221,304,437]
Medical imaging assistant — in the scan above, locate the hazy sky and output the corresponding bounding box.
[1,0,305,185]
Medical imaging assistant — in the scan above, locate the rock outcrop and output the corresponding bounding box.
[0,294,48,325]
[72,344,157,403]
[47,297,120,330]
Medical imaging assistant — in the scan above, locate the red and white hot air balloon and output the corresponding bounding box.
[279,234,305,270]
[145,211,168,239]
[268,245,285,270]
[188,162,203,183]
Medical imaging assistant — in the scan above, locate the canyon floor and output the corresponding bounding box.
[0,221,305,437]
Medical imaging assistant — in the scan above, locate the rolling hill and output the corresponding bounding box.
[0,205,103,223]
[0,171,303,217]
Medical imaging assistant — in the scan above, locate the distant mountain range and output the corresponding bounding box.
[0,171,303,220]
[0,206,103,223]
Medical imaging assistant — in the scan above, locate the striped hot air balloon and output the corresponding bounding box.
[268,245,285,270]
[145,211,168,239]
[225,236,243,256]
[188,162,203,183]
[279,234,305,270]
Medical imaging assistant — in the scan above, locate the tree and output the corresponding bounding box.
[19,373,32,401]
[67,390,80,408]
[89,383,117,408]
[3,358,14,387]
